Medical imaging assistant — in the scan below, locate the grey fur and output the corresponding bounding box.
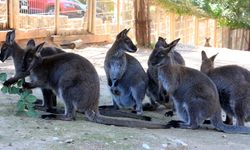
[201,51,250,126]
[104,29,148,115]
[148,39,250,133]
[144,37,185,111]
[0,30,64,112]
[17,42,169,129]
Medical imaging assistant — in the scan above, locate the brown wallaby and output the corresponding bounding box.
[144,37,185,113]
[204,37,211,47]
[17,42,169,129]
[201,50,250,126]
[102,29,148,116]
[148,38,250,133]
[0,30,64,113]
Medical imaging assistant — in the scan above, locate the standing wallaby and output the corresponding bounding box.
[103,29,148,115]
[0,30,64,113]
[204,37,211,47]
[144,37,185,112]
[201,51,250,126]
[17,42,169,129]
[148,39,250,133]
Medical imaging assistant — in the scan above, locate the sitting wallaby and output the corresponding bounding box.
[148,39,250,133]
[16,42,169,129]
[0,30,64,113]
[102,29,148,115]
[144,37,185,112]
[201,51,250,126]
[204,37,211,47]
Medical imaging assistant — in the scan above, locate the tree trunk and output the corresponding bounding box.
[134,0,150,47]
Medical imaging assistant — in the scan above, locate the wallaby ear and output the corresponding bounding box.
[116,29,128,39]
[158,36,166,41]
[124,28,130,35]
[6,30,15,45]
[35,42,45,57]
[168,38,180,50]
[201,50,208,61]
[209,53,218,62]
[27,39,36,49]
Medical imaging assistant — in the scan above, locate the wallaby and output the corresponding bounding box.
[0,30,64,113]
[201,50,250,126]
[16,42,169,129]
[144,37,185,112]
[204,37,211,47]
[102,29,148,116]
[148,38,250,133]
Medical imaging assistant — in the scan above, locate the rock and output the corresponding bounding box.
[162,139,188,150]
[64,139,74,144]
[142,143,150,149]
[52,137,59,141]
[8,143,12,146]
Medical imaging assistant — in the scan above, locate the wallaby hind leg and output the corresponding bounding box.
[235,103,245,126]
[224,115,233,125]
[131,86,145,115]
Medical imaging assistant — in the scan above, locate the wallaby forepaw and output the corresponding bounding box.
[142,103,158,111]
[3,80,12,86]
[167,120,182,128]
[165,111,174,117]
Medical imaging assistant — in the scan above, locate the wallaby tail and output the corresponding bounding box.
[211,111,250,134]
[85,110,169,129]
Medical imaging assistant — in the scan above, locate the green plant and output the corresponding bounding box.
[0,73,37,117]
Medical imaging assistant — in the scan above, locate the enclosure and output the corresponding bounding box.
[0,0,250,150]
[0,0,249,50]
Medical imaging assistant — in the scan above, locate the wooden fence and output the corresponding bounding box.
[0,0,249,50]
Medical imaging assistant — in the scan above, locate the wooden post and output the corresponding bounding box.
[184,16,188,44]
[156,6,160,40]
[214,20,217,47]
[8,0,14,28]
[55,0,60,35]
[117,0,120,32]
[91,0,96,34]
[87,0,92,32]
[194,16,199,45]
[170,13,175,41]
[12,0,19,29]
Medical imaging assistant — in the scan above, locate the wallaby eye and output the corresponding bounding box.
[28,57,33,61]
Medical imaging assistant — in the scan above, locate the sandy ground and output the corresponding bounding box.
[0,43,250,150]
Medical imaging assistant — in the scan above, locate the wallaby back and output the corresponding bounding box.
[20,42,168,129]
[104,29,147,114]
[201,50,250,126]
[148,42,250,133]
[145,37,185,110]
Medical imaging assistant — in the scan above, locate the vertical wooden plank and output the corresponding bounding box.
[87,0,92,32]
[156,6,160,40]
[214,20,217,47]
[184,16,188,44]
[117,0,120,32]
[8,0,14,28]
[170,13,175,41]
[55,0,60,35]
[12,0,19,29]
[194,16,199,45]
[91,0,96,34]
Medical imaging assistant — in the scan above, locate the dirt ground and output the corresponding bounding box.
[0,42,250,150]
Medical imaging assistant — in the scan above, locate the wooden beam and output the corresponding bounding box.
[214,20,217,47]
[87,0,92,32]
[0,29,52,42]
[12,0,19,29]
[51,34,112,44]
[55,0,60,35]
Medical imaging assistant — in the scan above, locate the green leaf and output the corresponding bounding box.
[17,79,24,87]
[20,91,30,99]
[16,100,25,112]
[26,109,37,117]
[1,86,8,94]
[9,87,20,94]
[0,73,7,82]
[25,95,37,103]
